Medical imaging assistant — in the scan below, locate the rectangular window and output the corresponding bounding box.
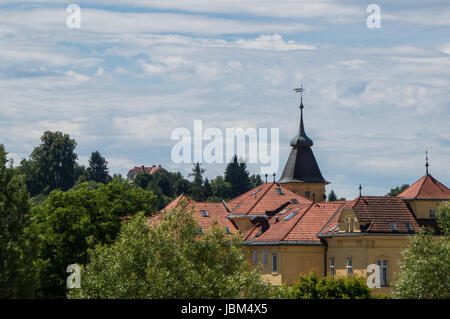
[276,188,285,195]
[350,218,354,232]
[200,209,209,217]
[305,191,310,198]
[272,254,278,272]
[346,258,353,275]
[378,260,389,287]
[430,209,436,218]
[262,250,268,265]
[253,250,258,264]
[329,258,335,277]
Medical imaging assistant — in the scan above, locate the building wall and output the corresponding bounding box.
[281,182,327,202]
[325,235,413,296]
[405,199,447,219]
[244,245,325,286]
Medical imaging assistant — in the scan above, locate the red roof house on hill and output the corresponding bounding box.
[127,165,166,182]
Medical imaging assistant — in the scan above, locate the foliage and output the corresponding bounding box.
[386,184,409,197]
[87,151,110,183]
[274,271,373,299]
[327,190,338,202]
[393,201,450,299]
[189,162,206,201]
[19,131,78,196]
[250,174,263,188]
[70,209,272,299]
[25,179,157,298]
[0,145,33,298]
[210,176,232,201]
[224,155,251,198]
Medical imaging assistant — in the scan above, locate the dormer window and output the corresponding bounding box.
[389,222,398,231]
[405,222,413,232]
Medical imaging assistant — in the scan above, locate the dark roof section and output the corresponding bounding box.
[351,196,420,234]
[278,101,328,184]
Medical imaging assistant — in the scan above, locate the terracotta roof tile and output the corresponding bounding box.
[148,195,238,233]
[397,174,450,199]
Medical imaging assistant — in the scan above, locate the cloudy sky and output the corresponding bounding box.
[1,0,449,199]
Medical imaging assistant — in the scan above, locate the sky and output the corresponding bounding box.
[0,0,449,200]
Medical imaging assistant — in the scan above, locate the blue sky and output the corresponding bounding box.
[0,0,449,199]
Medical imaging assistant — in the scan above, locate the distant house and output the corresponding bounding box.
[127,165,166,182]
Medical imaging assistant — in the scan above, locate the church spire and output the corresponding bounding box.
[291,85,313,148]
[278,86,328,187]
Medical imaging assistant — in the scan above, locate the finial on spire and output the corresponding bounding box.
[294,84,305,109]
[359,184,362,197]
[291,84,313,148]
[265,173,268,183]
[425,150,430,175]
[272,173,276,182]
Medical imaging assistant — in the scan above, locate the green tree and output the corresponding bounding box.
[20,131,78,196]
[250,174,263,188]
[203,178,213,199]
[275,271,373,299]
[134,172,153,189]
[224,155,251,198]
[393,201,450,299]
[210,176,232,200]
[70,209,272,299]
[0,145,33,298]
[189,163,206,202]
[87,151,109,183]
[386,184,409,197]
[25,179,157,298]
[327,190,338,202]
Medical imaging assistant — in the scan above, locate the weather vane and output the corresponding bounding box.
[293,84,306,107]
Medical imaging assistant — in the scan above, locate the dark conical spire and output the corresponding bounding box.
[290,99,313,148]
[279,86,328,184]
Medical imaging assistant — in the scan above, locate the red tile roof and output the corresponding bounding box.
[397,174,450,200]
[350,196,420,233]
[245,202,344,243]
[227,182,311,216]
[129,165,166,175]
[147,194,238,233]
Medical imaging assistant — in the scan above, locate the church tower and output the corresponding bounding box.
[278,86,329,201]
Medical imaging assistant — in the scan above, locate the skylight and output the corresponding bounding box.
[279,208,291,215]
[284,212,297,221]
[276,188,285,195]
[291,198,299,204]
[200,209,209,217]
[405,222,413,231]
[389,222,398,231]
[224,227,232,234]
[251,188,262,196]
